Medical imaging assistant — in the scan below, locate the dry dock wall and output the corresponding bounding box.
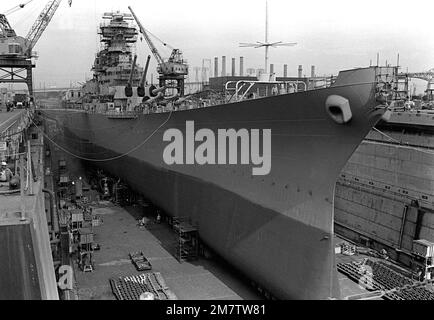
[0,182,59,300]
[0,125,59,300]
[335,131,434,267]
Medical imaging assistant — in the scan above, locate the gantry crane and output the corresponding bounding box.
[0,0,67,98]
[128,6,188,96]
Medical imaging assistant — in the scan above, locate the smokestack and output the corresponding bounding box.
[214,57,218,78]
[222,56,226,77]
[284,64,288,78]
[311,66,315,78]
[232,58,236,76]
[240,57,244,77]
[270,64,274,75]
[298,65,303,78]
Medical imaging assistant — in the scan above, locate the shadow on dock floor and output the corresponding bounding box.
[73,202,262,300]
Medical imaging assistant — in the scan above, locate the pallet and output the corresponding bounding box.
[109,272,177,300]
[338,259,434,300]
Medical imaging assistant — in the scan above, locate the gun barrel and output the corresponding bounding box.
[144,92,164,104]
[152,86,166,96]
[140,55,151,88]
[128,55,138,85]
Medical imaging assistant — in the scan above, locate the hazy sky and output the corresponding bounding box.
[2,0,434,88]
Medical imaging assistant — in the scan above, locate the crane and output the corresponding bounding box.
[3,1,35,17]
[25,0,63,56]
[0,0,68,97]
[128,6,188,96]
[0,0,65,58]
[128,8,163,67]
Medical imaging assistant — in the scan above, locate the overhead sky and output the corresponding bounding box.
[2,0,434,88]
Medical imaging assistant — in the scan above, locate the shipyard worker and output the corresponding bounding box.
[0,161,13,183]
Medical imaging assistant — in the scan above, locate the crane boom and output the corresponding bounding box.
[0,14,17,38]
[25,0,62,55]
[128,6,164,66]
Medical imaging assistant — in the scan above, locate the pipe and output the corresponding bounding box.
[298,65,303,78]
[414,202,424,241]
[43,188,59,234]
[27,140,33,195]
[231,58,236,76]
[270,64,274,75]
[284,64,288,78]
[222,56,226,77]
[398,205,408,249]
[214,57,218,78]
[240,57,244,77]
[311,65,315,78]
[19,155,26,221]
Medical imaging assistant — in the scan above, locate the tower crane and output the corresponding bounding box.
[0,0,67,97]
[128,6,188,96]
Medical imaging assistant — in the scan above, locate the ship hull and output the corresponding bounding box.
[42,74,384,299]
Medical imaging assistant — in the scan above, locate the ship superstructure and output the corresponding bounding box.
[80,11,144,109]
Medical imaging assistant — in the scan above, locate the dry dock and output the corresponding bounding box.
[72,201,262,300]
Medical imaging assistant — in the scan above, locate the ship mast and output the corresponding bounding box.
[265,0,269,73]
[240,0,297,76]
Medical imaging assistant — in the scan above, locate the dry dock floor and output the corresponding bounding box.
[73,202,262,300]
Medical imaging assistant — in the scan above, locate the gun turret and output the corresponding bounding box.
[125,54,138,97]
[149,85,166,97]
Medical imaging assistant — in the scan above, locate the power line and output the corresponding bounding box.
[368,127,434,155]
[4,0,35,16]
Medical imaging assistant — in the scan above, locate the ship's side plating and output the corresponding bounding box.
[42,68,385,299]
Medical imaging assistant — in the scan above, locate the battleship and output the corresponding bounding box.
[39,9,391,300]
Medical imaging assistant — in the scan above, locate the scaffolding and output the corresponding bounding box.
[78,228,94,272]
[173,217,199,263]
[411,239,434,281]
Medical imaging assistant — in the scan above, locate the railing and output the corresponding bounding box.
[224,79,308,103]
[104,110,138,119]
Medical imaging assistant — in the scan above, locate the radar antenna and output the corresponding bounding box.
[239,0,297,74]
